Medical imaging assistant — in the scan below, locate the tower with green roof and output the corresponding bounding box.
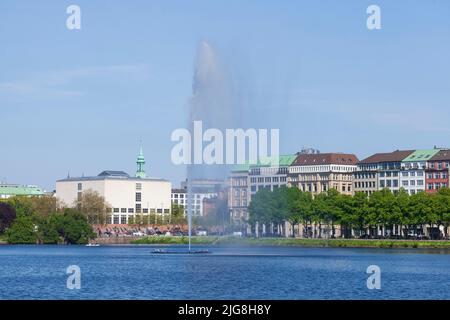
[136,144,146,178]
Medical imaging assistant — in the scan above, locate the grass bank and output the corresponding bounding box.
[132,236,450,249]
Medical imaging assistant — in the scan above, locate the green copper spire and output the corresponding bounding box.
[136,143,146,178]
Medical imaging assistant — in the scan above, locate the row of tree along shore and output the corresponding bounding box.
[132,236,450,248]
[248,187,450,240]
[0,196,95,244]
[2,187,450,246]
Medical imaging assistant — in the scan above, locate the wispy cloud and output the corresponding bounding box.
[0,64,151,100]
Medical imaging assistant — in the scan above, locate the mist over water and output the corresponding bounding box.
[187,41,237,181]
[184,41,299,245]
[186,41,241,246]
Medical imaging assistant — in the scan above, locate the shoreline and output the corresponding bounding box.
[131,236,450,249]
[2,236,450,249]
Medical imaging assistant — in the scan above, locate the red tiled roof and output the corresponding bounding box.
[292,153,358,166]
[430,149,450,161]
[358,150,415,164]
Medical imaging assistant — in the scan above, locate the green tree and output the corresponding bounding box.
[171,203,187,226]
[60,209,96,244]
[6,215,37,244]
[248,188,275,237]
[75,189,111,225]
[435,188,450,238]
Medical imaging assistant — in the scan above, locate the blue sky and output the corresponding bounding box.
[1,0,450,190]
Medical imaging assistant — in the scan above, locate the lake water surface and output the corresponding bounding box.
[0,245,449,300]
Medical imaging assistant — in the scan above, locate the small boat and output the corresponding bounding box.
[86,243,100,247]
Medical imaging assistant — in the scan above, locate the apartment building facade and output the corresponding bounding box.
[353,150,414,195]
[425,149,450,193]
[400,149,440,195]
[228,166,250,226]
[228,155,297,225]
[171,183,219,217]
[288,153,358,196]
[248,155,297,197]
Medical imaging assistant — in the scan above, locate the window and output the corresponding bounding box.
[128,208,134,213]
[417,180,424,186]
[157,209,163,213]
[410,180,415,186]
[403,181,409,187]
[136,183,142,190]
[113,208,119,213]
[113,215,120,224]
[135,192,142,202]
[143,208,149,214]
[164,209,170,214]
[402,172,408,177]
[428,184,433,190]
[77,192,82,202]
[120,216,127,224]
[136,204,141,213]
[77,183,82,191]
[380,180,385,188]
[121,208,126,213]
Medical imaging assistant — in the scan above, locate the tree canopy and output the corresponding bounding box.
[248,187,450,239]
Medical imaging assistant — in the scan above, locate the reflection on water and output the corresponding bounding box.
[0,245,448,300]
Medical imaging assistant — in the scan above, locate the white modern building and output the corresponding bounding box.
[55,146,171,224]
[171,179,223,216]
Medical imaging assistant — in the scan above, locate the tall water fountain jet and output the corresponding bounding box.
[187,41,237,251]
